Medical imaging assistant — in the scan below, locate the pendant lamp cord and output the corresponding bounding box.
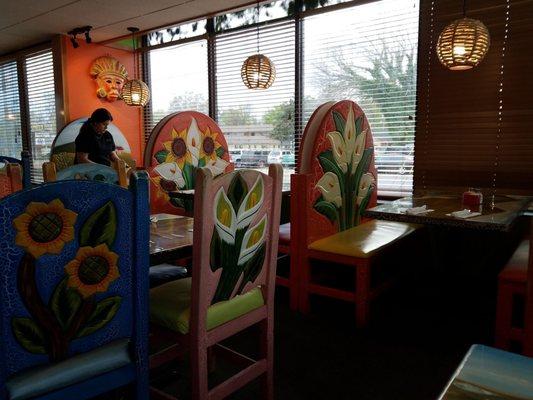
[463,0,466,18]
[256,0,260,54]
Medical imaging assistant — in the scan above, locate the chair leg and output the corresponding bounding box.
[495,281,514,350]
[289,253,299,311]
[298,257,311,314]
[259,318,274,400]
[355,263,370,328]
[191,340,209,400]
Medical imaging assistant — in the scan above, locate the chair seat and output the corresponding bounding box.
[149,264,188,288]
[279,223,291,246]
[439,345,533,399]
[6,339,131,400]
[499,240,529,284]
[150,278,264,334]
[308,220,420,259]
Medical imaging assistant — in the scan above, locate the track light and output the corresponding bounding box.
[68,25,93,48]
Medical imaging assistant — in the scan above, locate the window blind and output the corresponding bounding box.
[25,50,57,182]
[302,0,420,196]
[144,39,209,140]
[0,61,23,160]
[415,0,533,195]
[215,20,295,190]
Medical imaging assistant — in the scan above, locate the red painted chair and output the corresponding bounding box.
[0,162,23,199]
[149,165,282,399]
[291,100,420,326]
[495,239,530,352]
[144,111,233,216]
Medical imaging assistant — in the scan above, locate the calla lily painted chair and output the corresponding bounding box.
[0,151,31,189]
[42,159,128,188]
[0,173,150,400]
[149,165,282,400]
[291,100,420,326]
[144,111,233,216]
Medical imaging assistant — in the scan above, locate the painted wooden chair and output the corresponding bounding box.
[149,165,282,400]
[0,151,31,189]
[495,239,530,352]
[438,344,533,399]
[144,111,233,216]
[0,172,150,400]
[0,163,23,199]
[291,100,420,326]
[42,159,128,188]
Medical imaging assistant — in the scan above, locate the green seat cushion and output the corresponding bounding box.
[6,338,131,400]
[150,277,265,334]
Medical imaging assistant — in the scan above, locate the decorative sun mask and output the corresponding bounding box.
[90,56,128,102]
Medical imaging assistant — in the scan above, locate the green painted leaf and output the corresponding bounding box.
[210,228,222,272]
[353,147,373,188]
[79,201,117,247]
[318,150,345,193]
[12,317,47,354]
[355,117,363,136]
[50,277,82,331]
[359,186,373,215]
[182,163,196,189]
[198,157,206,168]
[76,296,122,338]
[332,110,345,134]
[215,147,225,158]
[170,197,185,209]
[314,200,338,223]
[227,174,248,212]
[237,243,266,295]
[154,150,169,164]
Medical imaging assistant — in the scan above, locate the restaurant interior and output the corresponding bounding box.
[1,0,532,399]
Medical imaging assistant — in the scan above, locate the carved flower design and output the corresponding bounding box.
[13,199,77,258]
[163,128,193,169]
[65,244,120,298]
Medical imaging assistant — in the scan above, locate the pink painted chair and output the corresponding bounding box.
[144,111,233,216]
[149,165,283,399]
[0,162,23,199]
[291,100,420,326]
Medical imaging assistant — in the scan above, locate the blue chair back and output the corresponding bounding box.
[0,172,149,399]
[0,151,31,188]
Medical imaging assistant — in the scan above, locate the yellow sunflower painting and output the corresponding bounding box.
[65,244,120,298]
[200,127,223,162]
[162,128,193,169]
[13,199,77,258]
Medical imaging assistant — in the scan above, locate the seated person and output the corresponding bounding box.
[75,108,120,166]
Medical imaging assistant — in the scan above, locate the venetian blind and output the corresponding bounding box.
[215,20,295,190]
[301,0,420,196]
[0,61,23,160]
[415,0,533,195]
[24,50,57,182]
[144,39,209,140]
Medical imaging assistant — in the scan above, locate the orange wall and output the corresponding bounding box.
[62,35,143,163]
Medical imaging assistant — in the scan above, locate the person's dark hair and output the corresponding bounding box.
[89,108,113,123]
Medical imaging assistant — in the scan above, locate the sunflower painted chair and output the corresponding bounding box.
[144,111,233,216]
[0,163,23,200]
[42,159,128,188]
[291,100,420,326]
[0,172,150,400]
[0,151,31,189]
[149,165,282,400]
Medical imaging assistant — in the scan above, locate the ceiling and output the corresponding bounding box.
[0,0,259,55]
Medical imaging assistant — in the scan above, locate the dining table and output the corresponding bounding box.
[149,213,194,265]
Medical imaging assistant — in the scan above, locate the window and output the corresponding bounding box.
[303,0,419,196]
[143,0,419,194]
[145,40,209,135]
[0,48,57,181]
[0,61,22,159]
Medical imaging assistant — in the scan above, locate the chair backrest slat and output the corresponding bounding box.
[0,163,23,199]
[0,151,31,189]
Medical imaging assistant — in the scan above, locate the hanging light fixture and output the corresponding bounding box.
[122,27,150,106]
[436,0,490,71]
[241,1,276,89]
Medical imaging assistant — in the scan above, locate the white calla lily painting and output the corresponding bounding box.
[313,105,376,230]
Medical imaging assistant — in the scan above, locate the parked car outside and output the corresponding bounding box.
[281,151,295,167]
[229,149,243,164]
[267,150,282,164]
[239,150,270,167]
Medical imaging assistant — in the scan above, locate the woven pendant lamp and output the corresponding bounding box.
[241,1,276,89]
[436,0,490,71]
[122,27,151,106]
